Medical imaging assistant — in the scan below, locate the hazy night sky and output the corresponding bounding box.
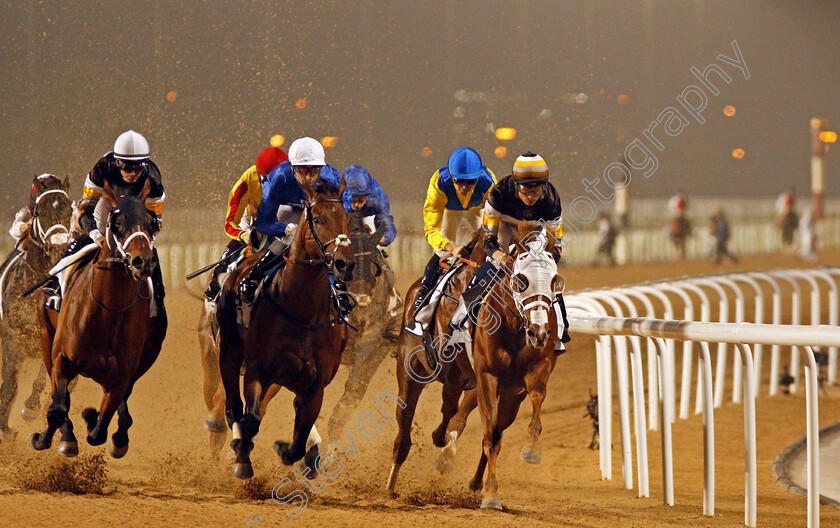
[1,0,839,218]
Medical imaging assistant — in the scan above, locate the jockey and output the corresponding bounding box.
[238,137,354,316]
[341,165,396,246]
[450,152,570,352]
[42,130,166,315]
[405,147,496,333]
[203,146,288,301]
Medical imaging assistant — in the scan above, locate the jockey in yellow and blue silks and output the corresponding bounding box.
[405,147,496,332]
[341,165,396,246]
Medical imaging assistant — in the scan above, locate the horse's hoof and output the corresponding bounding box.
[21,406,40,422]
[108,438,129,459]
[29,432,49,451]
[274,441,295,466]
[480,496,504,511]
[520,445,542,464]
[58,440,79,457]
[302,443,319,478]
[205,417,227,433]
[86,433,106,447]
[231,462,254,480]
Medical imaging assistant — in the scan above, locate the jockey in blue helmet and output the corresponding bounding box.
[405,146,496,335]
[341,165,396,246]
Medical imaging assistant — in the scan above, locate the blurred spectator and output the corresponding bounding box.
[711,209,737,264]
[668,192,691,259]
[798,204,819,262]
[776,189,798,254]
[593,213,617,267]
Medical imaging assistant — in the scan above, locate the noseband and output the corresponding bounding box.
[103,208,155,268]
[31,188,71,246]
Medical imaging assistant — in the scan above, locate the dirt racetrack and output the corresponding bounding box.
[1,250,839,528]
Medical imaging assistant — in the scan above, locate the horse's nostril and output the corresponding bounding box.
[132,256,144,269]
[335,260,345,271]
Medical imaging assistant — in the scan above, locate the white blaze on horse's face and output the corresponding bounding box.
[510,234,557,348]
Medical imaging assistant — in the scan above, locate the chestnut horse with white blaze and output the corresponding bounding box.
[217,177,355,479]
[31,183,165,458]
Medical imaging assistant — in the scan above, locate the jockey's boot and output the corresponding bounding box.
[43,276,61,312]
[405,255,441,334]
[332,281,357,319]
[449,260,502,335]
[239,250,283,303]
[204,240,245,302]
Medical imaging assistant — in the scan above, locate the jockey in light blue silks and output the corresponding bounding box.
[237,137,354,316]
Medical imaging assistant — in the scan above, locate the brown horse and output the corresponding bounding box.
[0,175,72,441]
[217,177,355,479]
[31,185,166,458]
[386,230,485,493]
[470,222,562,510]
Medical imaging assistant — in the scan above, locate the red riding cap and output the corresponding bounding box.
[256,147,289,177]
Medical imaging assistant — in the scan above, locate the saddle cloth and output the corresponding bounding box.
[404,262,464,337]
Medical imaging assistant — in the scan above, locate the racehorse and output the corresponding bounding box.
[217,177,355,479]
[386,229,485,493]
[468,222,562,510]
[30,184,166,458]
[327,212,400,440]
[0,175,72,442]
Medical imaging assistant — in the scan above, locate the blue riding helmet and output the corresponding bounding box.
[342,165,374,196]
[447,147,486,180]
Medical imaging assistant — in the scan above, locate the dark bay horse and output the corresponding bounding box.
[31,186,166,458]
[469,223,562,510]
[386,230,485,493]
[0,175,72,441]
[327,212,400,439]
[217,177,355,479]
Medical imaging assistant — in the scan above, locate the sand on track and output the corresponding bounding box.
[1,250,839,528]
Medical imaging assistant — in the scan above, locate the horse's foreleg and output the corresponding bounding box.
[109,399,133,459]
[521,366,550,464]
[469,390,524,492]
[475,369,503,510]
[56,388,78,457]
[83,383,128,448]
[386,350,425,493]
[0,342,23,438]
[30,355,75,451]
[230,372,263,479]
[275,388,323,468]
[328,343,385,440]
[432,383,462,447]
[21,362,47,422]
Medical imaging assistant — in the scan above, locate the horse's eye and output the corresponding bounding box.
[114,219,122,229]
[313,217,321,225]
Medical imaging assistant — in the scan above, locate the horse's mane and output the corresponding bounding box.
[312,178,339,198]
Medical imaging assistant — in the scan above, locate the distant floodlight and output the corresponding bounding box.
[321,136,339,148]
[732,148,745,159]
[270,134,285,147]
[723,105,736,117]
[495,127,516,141]
[819,131,837,144]
[494,146,508,158]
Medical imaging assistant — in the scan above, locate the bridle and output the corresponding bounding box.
[91,206,156,312]
[283,198,351,272]
[30,188,71,247]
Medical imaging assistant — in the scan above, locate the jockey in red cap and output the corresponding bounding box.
[204,146,288,301]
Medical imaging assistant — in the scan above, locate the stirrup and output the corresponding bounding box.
[45,295,61,312]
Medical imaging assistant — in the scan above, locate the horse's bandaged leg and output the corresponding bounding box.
[306,426,322,449]
[146,277,157,318]
[552,300,568,353]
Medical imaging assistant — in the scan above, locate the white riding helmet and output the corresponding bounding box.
[288,137,326,166]
[113,130,150,162]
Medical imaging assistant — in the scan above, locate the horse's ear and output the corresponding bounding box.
[338,176,347,197]
[101,181,119,206]
[62,175,70,192]
[33,174,45,189]
[301,179,316,201]
[138,178,151,202]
